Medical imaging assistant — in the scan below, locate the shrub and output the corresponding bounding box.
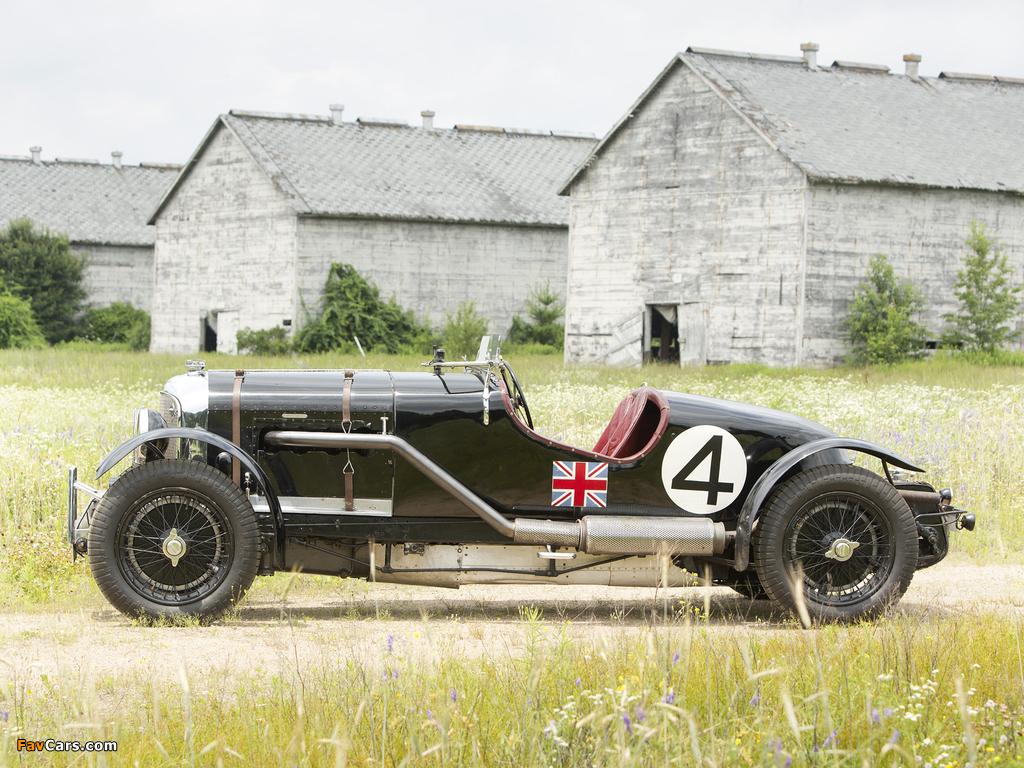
[844,253,927,365]
[0,218,87,343]
[942,221,1023,354]
[237,326,290,356]
[507,282,565,350]
[79,302,151,351]
[443,301,489,359]
[0,278,45,349]
[294,263,430,354]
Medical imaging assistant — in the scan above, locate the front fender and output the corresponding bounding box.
[733,438,925,571]
[95,427,283,529]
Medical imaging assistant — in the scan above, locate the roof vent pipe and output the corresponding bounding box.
[329,104,344,123]
[421,110,435,129]
[111,151,123,169]
[29,146,41,165]
[801,42,820,69]
[904,53,922,79]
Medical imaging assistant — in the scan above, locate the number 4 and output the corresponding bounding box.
[671,434,734,505]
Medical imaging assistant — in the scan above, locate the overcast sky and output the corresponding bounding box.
[2,0,1021,165]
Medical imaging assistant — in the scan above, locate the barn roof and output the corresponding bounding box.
[0,156,179,245]
[150,112,597,226]
[559,47,1024,196]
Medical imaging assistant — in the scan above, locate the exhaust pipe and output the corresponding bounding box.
[264,431,727,556]
[513,516,727,556]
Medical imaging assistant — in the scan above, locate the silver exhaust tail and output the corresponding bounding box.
[513,516,727,557]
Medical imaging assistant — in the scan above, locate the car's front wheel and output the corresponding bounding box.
[88,459,260,621]
[753,464,917,623]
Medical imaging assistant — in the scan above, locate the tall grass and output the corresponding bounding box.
[1,349,1023,765]
[3,605,1023,766]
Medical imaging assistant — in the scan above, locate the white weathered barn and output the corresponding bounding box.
[0,149,178,312]
[560,45,1024,367]
[148,108,596,354]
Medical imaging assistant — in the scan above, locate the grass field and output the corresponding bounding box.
[1,348,1022,766]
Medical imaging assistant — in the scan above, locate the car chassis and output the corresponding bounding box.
[68,338,974,623]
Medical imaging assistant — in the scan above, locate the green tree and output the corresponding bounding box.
[80,301,151,351]
[507,281,565,349]
[237,326,290,356]
[844,253,927,364]
[0,218,87,343]
[442,301,490,359]
[0,277,45,349]
[294,263,430,353]
[942,221,1023,354]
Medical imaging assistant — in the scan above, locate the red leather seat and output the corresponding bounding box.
[592,387,669,459]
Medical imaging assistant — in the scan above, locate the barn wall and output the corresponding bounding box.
[564,60,808,367]
[77,244,153,312]
[803,184,1024,365]
[150,123,296,354]
[295,218,568,337]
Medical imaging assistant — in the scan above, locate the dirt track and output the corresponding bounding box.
[2,561,1022,692]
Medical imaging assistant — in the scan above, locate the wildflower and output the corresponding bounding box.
[0,710,7,722]
[450,688,457,703]
[575,677,581,688]
[750,692,760,707]
[872,708,881,725]
[393,669,399,680]
[822,729,837,748]
[386,633,394,654]
[672,651,680,665]
[623,713,632,735]
[664,690,676,705]
[636,706,646,724]
[889,730,900,745]
[884,708,893,719]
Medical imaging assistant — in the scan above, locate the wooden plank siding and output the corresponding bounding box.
[565,61,807,367]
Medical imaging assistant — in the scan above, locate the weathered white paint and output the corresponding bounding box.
[566,59,1024,367]
[151,124,296,354]
[802,183,1024,365]
[295,218,567,337]
[151,122,571,353]
[77,243,153,312]
[565,60,806,367]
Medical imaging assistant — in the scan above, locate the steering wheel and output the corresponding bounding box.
[500,360,534,430]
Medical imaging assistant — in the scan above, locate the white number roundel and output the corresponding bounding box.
[660,425,747,515]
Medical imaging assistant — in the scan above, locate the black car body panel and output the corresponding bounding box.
[71,350,974,623]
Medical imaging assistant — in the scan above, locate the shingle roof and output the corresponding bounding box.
[560,48,1024,195]
[0,158,178,245]
[151,113,597,226]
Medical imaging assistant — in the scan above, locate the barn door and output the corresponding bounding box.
[216,310,240,355]
[596,310,644,367]
[677,303,708,366]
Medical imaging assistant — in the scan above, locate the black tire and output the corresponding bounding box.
[753,464,917,623]
[88,459,260,621]
[729,571,768,600]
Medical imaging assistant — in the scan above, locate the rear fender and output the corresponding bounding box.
[733,438,925,571]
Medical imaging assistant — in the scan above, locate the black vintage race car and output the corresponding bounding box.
[67,339,974,623]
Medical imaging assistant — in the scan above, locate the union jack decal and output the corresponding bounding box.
[551,461,609,507]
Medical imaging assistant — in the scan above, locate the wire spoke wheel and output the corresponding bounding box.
[753,464,917,622]
[118,488,233,605]
[89,459,260,621]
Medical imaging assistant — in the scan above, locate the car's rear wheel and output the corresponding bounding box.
[753,464,917,623]
[729,570,767,600]
[88,459,260,622]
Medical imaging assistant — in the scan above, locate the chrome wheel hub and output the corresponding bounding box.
[162,528,187,567]
[823,537,859,562]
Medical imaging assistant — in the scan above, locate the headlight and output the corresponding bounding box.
[133,408,169,463]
